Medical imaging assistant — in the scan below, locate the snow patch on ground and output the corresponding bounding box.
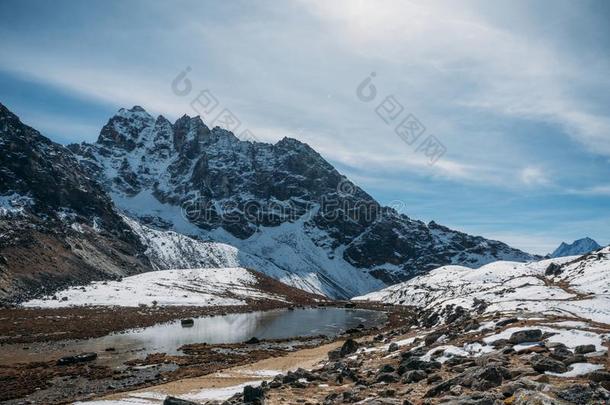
[547,363,604,377]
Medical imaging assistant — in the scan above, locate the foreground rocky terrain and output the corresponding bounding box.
[71,308,609,405]
[219,315,609,405]
[73,249,609,405]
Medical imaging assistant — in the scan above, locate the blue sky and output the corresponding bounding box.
[0,0,608,254]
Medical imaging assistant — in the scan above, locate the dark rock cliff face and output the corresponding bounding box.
[0,103,150,303]
[67,106,535,298]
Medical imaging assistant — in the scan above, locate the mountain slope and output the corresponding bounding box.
[23,267,323,308]
[355,246,610,325]
[68,106,535,298]
[551,237,601,258]
[0,103,151,302]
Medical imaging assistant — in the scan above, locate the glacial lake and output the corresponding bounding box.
[1,307,386,366]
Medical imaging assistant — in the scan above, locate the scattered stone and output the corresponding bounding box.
[508,329,542,344]
[245,337,260,344]
[379,364,395,373]
[402,370,427,383]
[551,346,572,360]
[424,331,444,346]
[339,339,360,357]
[557,383,610,404]
[468,366,509,390]
[495,318,519,327]
[587,371,610,382]
[449,385,463,396]
[56,352,97,366]
[376,373,399,383]
[545,262,562,276]
[426,373,442,384]
[531,354,568,373]
[243,385,265,404]
[398,358,440,374]
[574,344,596,354]
[163,396,199,405]
[180,319,194,327]
[387,342,399,353]
[563,354,587,365]
[531,374,550,383]
[511,389,559,405]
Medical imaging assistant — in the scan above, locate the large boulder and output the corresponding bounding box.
[531,355,568,374]
[243,385,265,404]
[574,344,596,354]
[508,329,542,344]
[339,339,360,357]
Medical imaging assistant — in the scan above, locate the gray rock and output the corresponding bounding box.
[587,371,610,382]
[163,397,199,405]
[550,346,573,360]
[437,393,498,405]
[56,352,98,366]
[424,331,444,346]
[387,342,399,353]
[508,329,542,344]
[449,385,463,396]
[340,339,360,357]
[403,370,427,383]
[427,373,442,384]
[495,318,519,327]
[557,383,610,404]
[398,358,441,374]
[469,366,509,391]
[562,354,587,366]
[574,344,596,354]
[378,364,396,373]
[243,385,265,404]
[512,389,566,404]
[531,354,568,373]
[376,372,399,383]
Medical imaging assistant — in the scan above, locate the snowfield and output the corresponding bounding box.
[124,213,385,299]
[23,267,285,308]
[354,247,610,325]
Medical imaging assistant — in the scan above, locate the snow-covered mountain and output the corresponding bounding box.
[66,106,535,298]
[0,103,151,302]
[551,237,602,258]
[354,246,610,325]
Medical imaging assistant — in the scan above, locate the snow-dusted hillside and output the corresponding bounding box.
[355,246,610,325]
[23,267,302,308]
[66,106,535,298]
[124,216,383,298]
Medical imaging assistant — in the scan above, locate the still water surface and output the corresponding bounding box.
[1,307,386,366]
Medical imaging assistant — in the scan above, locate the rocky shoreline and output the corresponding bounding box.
[200,314,610,405]
[0,303,410,404]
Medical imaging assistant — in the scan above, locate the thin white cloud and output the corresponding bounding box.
[300,0,610,157]
[520,166,550,186]
[566,185,610,196]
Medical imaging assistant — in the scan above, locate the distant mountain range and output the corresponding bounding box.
[0,102,536,301]
[550,237,601,258]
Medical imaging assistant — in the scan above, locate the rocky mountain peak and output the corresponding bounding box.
[67,106,536,298]
[551,237,602,258]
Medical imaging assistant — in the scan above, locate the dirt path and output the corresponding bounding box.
[94,340,343,403]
